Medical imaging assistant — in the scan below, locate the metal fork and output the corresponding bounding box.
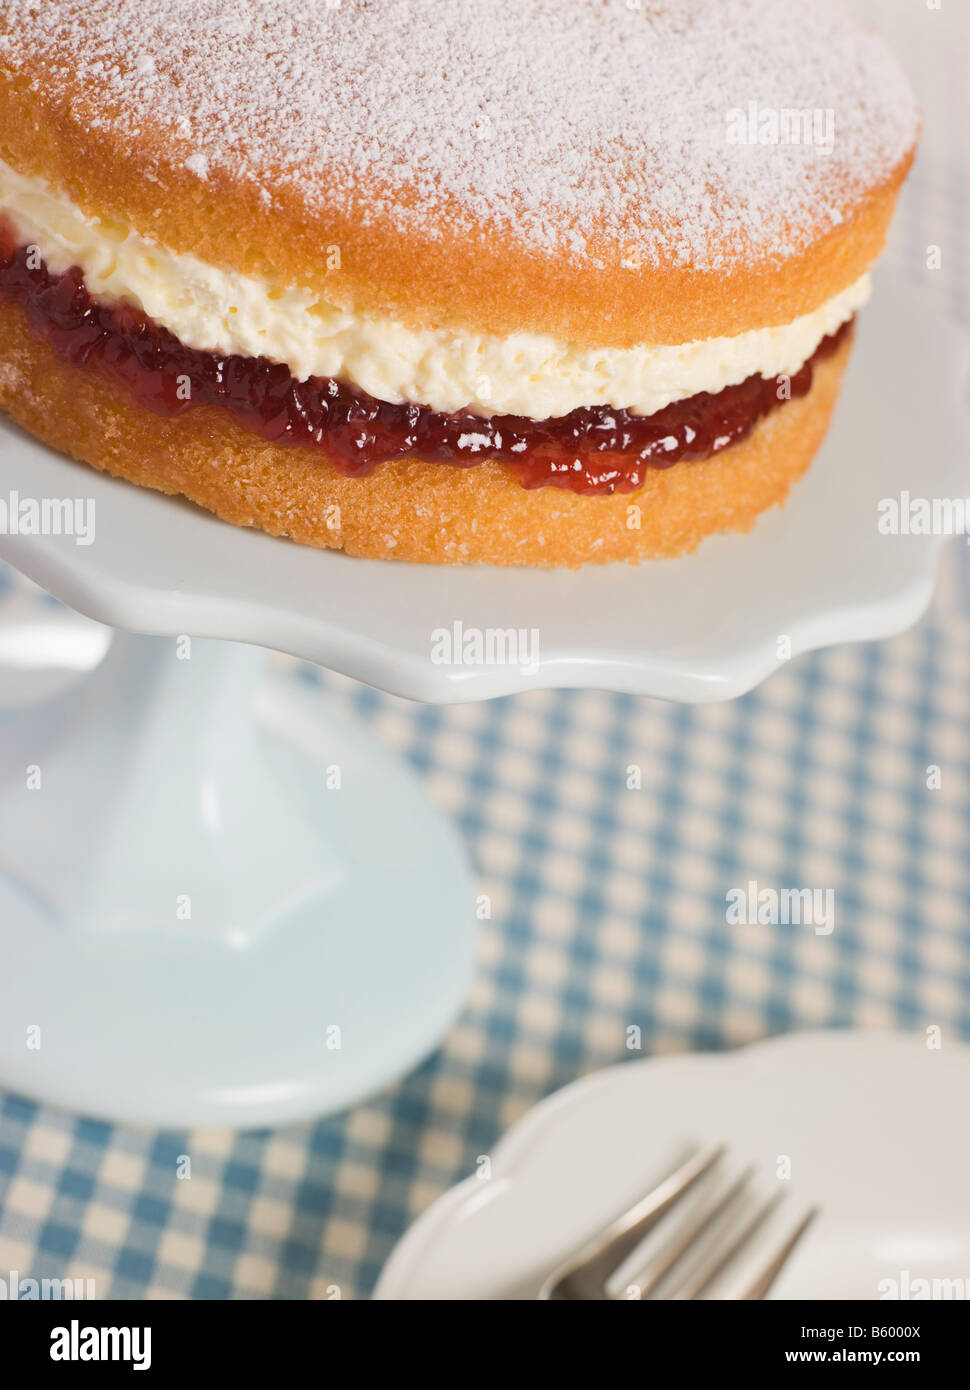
[538,1144,818,1300]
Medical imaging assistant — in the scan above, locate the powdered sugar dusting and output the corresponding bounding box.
[184,153,209,180]
[2,0,918,270]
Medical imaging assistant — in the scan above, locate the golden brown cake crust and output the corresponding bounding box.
[0,1,918,347]
[0,302,852,568]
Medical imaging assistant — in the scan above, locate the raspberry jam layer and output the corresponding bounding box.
[0,230,850,496]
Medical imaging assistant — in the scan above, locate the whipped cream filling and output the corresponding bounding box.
[0,157,870,419]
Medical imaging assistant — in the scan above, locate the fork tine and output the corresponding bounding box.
[539,1143,724,1300]
[626,1164,755,1299]
[671,1189,784,1300]
[737,1205,819,1300]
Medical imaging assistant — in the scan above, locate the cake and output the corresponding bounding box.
[0,0,919,566]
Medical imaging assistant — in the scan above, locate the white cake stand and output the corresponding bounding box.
[0,277,965,1129]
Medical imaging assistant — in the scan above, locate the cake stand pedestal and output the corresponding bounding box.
[0,629,475,1128]
[0,276,965,1128]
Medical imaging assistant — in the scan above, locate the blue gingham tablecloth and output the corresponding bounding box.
[1,0,968,1301]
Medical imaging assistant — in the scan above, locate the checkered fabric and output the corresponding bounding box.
[0,1,968,1300]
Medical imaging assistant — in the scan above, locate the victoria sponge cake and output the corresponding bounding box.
[0,0,918,566]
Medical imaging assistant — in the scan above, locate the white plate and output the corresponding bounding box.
[375,1031,970,1299]
[1,277,966,704]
